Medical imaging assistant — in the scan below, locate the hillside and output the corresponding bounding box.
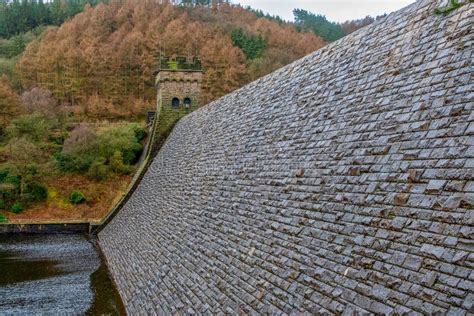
[16,1,324,118]
[0,1,325,223]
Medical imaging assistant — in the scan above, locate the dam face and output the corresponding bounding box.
[99,0,473,314]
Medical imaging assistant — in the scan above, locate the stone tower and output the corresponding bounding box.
[155,56,202,111]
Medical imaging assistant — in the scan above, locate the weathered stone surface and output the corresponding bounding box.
[99,1,473,314]
[157,70,202,109]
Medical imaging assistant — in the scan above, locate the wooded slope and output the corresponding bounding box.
[16,1,323,118]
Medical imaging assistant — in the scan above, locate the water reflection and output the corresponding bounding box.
[0,252,62,286]
[0,234,124,315]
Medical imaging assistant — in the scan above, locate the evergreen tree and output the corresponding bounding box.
[231,29,266,60]
[0,0,105,39]
[293,9,345,42]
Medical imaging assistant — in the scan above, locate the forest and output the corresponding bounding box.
[0,0,378,223]
[0,0,105,38]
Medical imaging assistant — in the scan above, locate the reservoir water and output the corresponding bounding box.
[0,234,125,315]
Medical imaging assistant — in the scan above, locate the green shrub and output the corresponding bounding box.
[49,131,68,145]
[0,183,17,202]
[96,124,143,165]
[51,152,93,173]
[10,202,23,214]
[87,158,110,181]
[2,175,18,186]
[0,169,20,201]
[0,169,9,182]
[0,213,6,223]
[25,164,39,176]
[69,191,85,204]
[54,123,145,177]
[122,147,142,165]
[130,123,148,141]
[0,168,25,187]
[6,114,53,142]
[109,151,132,174]
[25,182,48,202]
[0,166,48,210]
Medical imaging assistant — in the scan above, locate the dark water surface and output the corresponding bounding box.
[0,234,125,315]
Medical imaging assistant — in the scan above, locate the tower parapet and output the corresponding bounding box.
[155,56,203,110]
[157,56,202,72]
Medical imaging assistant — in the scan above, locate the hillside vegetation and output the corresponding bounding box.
[0,0,324,222]
[0,0,104,38]
[15,1,323,119]
[0,81,146,222]
[0,0,379,222]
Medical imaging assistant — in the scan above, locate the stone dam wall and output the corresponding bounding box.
[99,0,473,314]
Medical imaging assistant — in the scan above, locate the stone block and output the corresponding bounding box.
[420,244,447,260]
[426,180,447,194]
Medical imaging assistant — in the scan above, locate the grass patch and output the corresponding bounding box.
[434,0,470,16]
[47,189,73,210]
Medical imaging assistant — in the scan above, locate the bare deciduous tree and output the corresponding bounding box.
[20,87,57,117]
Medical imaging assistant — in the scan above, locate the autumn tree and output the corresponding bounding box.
[0,75,19,133]
[200,36,247,102]
[341,15,386,35]
[16,0,324,118]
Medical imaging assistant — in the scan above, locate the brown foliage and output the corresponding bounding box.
[16,1,324,118]
[340,15,386,35]
[6,174,131,222]
[0,75,20,131]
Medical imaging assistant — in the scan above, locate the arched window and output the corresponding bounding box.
[183,97,191,108]
[171,97,180,107]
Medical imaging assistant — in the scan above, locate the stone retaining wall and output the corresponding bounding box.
[0,223,89,234]
[99,0,473,314]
